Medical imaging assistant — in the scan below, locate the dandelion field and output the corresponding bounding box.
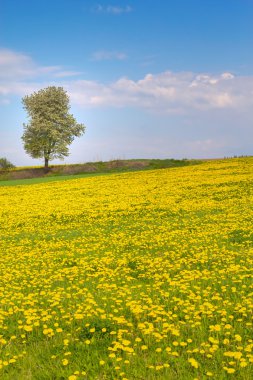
[0,158,253,380]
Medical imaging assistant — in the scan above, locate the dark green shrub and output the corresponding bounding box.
[0,157,15,169]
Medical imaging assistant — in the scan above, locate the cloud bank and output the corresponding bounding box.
[66,71,251,113]
[1,48,253,115]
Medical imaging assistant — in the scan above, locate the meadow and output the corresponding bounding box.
[0,157,253,380]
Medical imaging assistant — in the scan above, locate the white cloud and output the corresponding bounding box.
[66,71,253,113]
[0,48,82,102]
[221,72,235,80]
[1,48,253,115]
[94,4,132,14]
[0,48,81,82]
[91,50,127,61]
[0,49,29,65]
[106,5,132,14]
[0,81,42,97]
[53,70,82,78]
[0,98,10,105]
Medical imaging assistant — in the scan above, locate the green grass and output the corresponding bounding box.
[1,158,252,379]
[0,172,113,187]
[0,158,201,185]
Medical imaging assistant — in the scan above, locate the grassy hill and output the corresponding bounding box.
[0,157,253,379]
[0,158,201,186]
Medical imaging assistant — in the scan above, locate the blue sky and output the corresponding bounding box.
[1,0,253,166]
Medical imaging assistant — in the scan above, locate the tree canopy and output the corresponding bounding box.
[22,86,85,169]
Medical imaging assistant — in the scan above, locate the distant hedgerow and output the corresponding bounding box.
[0,157,15,169]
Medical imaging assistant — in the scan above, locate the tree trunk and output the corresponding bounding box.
[44,157,49,173]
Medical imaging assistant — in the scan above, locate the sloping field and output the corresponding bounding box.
[0,158,253,379]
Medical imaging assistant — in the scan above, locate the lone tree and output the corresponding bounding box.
[22,86,85,169]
